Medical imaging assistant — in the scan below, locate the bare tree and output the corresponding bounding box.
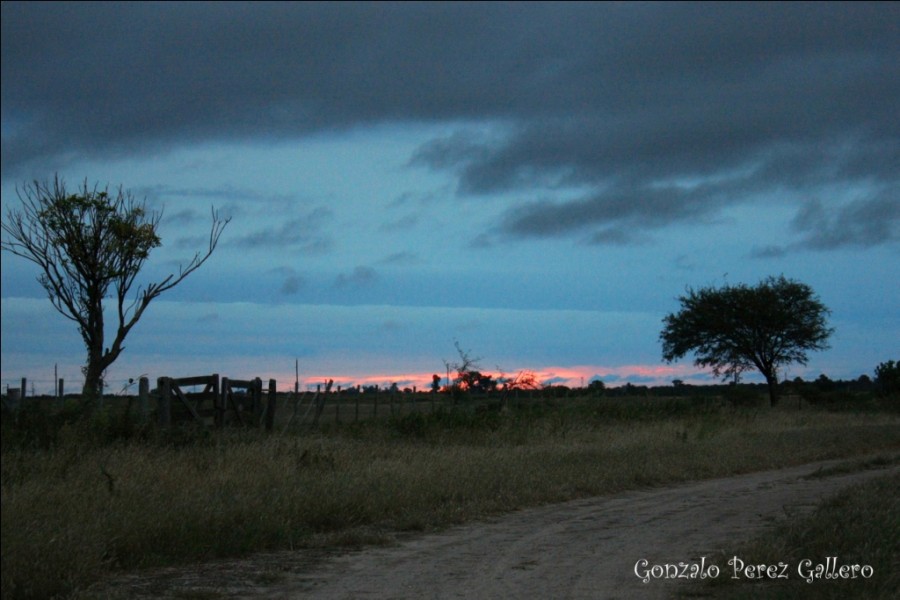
[1,176,230,400]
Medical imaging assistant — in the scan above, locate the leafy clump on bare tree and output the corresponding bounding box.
[1,176,230,400]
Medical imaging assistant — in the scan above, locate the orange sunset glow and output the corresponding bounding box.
[271,363,713,393]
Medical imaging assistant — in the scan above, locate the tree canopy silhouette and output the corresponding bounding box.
[1,176,230,400]
[660,275,833,406]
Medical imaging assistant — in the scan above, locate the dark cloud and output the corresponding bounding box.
[790,192,900,250]
[231,208,332,252]
[377,251,418,265]
[585,228,647,247]
[161,208,205,227]
[145,184,293,204]
[135,184,294,224]
[469,232,494,249]
[280,275,304,295]
[497,178,741,240]
[749,245,788,259]
[334,266,377,288]
[409,132,495,174]
[171,233,215,252]
[266,266,306,295]
[750,189,899,256]
[388,189,450,208]
[379,213,421,232]
[3,2,897,248]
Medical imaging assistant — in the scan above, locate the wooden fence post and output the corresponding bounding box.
[253,377,262,421]
[139,377,149,420]
[209,373,222,428]
[265,379,276,432]
[158,377,171,426]
[221,377,231,426]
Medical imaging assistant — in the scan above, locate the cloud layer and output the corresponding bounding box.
[3,2,897,249]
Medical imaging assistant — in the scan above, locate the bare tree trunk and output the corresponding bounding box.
[82,359,104,402]
[82,343,111,403]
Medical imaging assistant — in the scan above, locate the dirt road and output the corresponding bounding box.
[100,456,897,599]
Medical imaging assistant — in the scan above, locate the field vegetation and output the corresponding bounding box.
[2,387,898,599]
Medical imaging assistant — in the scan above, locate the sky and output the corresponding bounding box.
[1,2,898,394]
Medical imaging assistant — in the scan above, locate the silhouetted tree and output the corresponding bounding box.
[459,370,498,393]
[588,379,606,396]
[874,360,899,396]
[660,276,833,406]
[1,176,229,400]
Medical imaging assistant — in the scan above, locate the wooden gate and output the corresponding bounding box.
[221,377,277,430]
[157,374,276,430]
[157,374,221,428]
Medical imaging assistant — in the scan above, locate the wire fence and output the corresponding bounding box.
[0,377,414,398]
[1,376,143,398]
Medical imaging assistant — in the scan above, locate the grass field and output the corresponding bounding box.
[2,393,898,599]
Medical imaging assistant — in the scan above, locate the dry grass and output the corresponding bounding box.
[2,398,898,599]
[690,471,899,599]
